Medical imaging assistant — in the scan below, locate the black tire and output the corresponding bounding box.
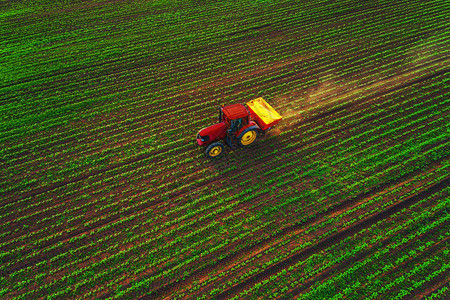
[205,142,224,158]
[237,127,258,147]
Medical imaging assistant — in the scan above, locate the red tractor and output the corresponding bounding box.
[196,97,282,158]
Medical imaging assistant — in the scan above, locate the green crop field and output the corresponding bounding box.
[1,0,449,299]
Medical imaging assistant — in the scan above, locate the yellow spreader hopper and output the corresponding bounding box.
[246,97,282,130]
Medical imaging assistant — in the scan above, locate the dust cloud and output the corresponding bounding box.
[271,70,356,129]
[265,34,448,134]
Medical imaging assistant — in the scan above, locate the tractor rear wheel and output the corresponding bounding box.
[205,142,224,158]
[238,128,258,147]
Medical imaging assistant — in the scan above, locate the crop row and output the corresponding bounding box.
[274,189,449,299]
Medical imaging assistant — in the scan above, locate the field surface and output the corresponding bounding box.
[1,0,449,299]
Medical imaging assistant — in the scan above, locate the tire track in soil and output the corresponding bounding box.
[198,149,450,274]
[129,159,448,300]
[185,170,448,299]
[212,177,450,300]
[29,40,450,300]
[180,161,450,299]
[284,230,449,299]
[284,215,450,299]
[370,244,450,299]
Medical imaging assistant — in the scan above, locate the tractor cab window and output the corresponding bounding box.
[230,118,243,133]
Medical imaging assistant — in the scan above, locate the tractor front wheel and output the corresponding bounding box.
[238,128,258,147]
[205,142,224,158]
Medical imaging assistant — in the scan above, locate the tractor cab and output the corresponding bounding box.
[196,104,249,147]
[220,104,250,134]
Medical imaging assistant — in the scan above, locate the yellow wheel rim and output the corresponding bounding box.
[209,146,222,157]
[241,130,257,145]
